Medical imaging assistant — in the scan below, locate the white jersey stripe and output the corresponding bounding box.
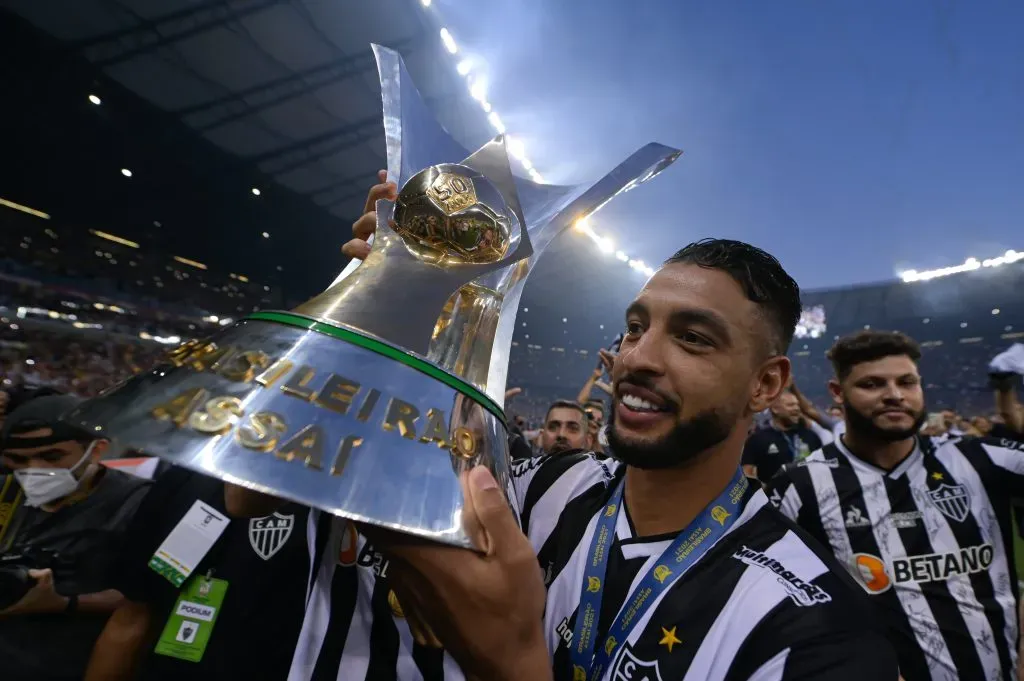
[849,463,955,679]
[288,520,340,681]
[543,509,600,656]
[526,457,610,550]
[333,534,374,681]
[934,444,1019,673]
[805,460,855,560]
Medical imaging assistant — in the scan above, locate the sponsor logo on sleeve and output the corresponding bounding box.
[734,546,832,606]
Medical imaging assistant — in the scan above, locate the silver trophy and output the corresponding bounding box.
[66,45,680,549]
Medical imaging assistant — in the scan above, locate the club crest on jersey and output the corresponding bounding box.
[928,483,971,523]
[248,512,294,560]
[611,644,664,681]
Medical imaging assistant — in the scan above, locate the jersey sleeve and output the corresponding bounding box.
[763,466,803,521]
[976,437,1024,496]
[746,631,899,681]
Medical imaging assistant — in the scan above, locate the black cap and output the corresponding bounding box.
[0,394,92,451]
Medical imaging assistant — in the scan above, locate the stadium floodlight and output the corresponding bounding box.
[900,248,1022,283]
[261,231,270,238]
[481,100,492,113]
[469,76,487,102]
[439,27,458,54]
[616,251,629,261]
[251,187,261,196]
[421,0,431,6]
[487,111,505,133]
[456,58,472,76]
[506,135,525,161]
[121,168,133,177]
[88,94,102,105]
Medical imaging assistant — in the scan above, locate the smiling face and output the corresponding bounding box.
[830,355,926,442]
[607,262,790,469]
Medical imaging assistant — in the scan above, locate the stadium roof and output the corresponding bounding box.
[0,0,652,326]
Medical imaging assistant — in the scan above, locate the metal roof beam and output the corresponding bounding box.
[253,116,382,175]
[322,187,372,211]
[81,0,284,68]
[179,36,420,131]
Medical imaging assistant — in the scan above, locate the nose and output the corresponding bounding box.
[620,330,666,377]
[881,382,905,404]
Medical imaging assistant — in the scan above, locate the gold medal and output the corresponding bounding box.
[388,589,405,618]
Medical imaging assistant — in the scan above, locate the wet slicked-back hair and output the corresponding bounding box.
[827,330,922,381]
[665,239,802,355]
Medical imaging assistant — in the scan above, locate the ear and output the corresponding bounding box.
[749,356,790,414]
[827,379,843,406]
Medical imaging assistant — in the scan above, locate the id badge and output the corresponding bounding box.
[154,574,229,663]
[149,500,229,587]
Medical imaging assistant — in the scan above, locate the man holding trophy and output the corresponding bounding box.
[66,45,898,680]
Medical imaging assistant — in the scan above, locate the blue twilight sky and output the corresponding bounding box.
[434,0,1023,290]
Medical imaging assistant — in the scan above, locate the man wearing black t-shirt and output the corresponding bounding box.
[85,468,310,681]
[742,391,822,484]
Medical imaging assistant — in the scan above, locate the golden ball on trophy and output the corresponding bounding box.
[393,164,513,265]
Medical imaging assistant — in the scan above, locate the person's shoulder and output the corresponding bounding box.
[97,466,152,498]
[512,450,616,483]
[731,499,884,638]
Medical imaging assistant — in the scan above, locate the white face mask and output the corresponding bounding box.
[14,441,96,508]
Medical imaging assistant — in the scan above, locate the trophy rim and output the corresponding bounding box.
[244,310,507,427]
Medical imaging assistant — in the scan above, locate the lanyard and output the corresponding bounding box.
[570,468,748,681]
[782,432,799,458]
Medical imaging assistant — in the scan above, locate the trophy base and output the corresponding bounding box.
[65,312,511,549]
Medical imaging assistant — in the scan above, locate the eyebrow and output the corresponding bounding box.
[626,301,733,345]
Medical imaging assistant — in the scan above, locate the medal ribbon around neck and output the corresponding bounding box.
[569,468,748,681]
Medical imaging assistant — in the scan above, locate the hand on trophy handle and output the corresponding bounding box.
[340,169,397,260]
[361,466,551,681]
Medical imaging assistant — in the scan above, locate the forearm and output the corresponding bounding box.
[576,374,598,404]
[595,381,613,396]
[85,600,151,681]
[791,385,827,428]
[79,589,126,613]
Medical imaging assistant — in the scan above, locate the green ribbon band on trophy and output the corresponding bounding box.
[245,311,507,428]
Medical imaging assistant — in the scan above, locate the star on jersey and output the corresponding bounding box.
[659,626,681,652]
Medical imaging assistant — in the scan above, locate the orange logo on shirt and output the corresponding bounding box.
[338,521,360,566]
[852,553,892,594]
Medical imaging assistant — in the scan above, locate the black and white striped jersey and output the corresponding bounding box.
[766,435,1024,681]
[513,453,898,681]
[287,511,463,681]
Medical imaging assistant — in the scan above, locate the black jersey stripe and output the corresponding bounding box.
[363,578,400,681]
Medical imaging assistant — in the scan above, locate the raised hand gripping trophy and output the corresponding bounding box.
[66,45,680,549]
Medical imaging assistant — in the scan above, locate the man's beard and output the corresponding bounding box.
[606,405,734,470]
[843,398,926,442]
